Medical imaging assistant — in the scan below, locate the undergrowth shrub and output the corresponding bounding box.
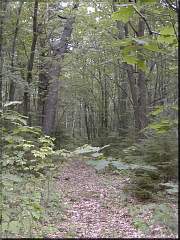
[128,203,178,236]
[1,106,63,237]
[123,105,178,200]
[54,126,87,150]
[86,105,178,201]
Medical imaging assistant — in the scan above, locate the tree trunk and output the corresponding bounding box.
[136,10,148,130]
[37,22,48,127]
[41,11,77,135]
[84,102,91,140]
[23,0,39,125]
[9,1,23,101]
[113,2,148,135]
[0,0,8,105]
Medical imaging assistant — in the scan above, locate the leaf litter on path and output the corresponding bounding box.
[47,159,178,238]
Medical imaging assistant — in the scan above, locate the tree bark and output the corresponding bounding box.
[136,10,148,130]
[23,0,39,124]
[113,1,148,134]
[84,102,91,140]
[0,0,8,105]
[37,22,48,127]
[9,1,24,101]
[42,13,77,135]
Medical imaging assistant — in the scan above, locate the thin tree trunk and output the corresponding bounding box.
[72,109,76,138]
[37,22,48,126]
[84,102,90,140]
[104,75,108,132]
[0,0,8,105]
[23,0,39,124]
[9,1,24,101]
[136,10,148,130]
[113,1,148,135]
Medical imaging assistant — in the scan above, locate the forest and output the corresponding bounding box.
[0,0,178,238]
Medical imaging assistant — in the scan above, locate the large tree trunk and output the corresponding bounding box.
[40,11,77,135]
[42,62,61,134]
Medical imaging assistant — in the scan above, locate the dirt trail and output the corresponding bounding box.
[49,159,144,238]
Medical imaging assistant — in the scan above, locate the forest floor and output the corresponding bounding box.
[48,158,177,238]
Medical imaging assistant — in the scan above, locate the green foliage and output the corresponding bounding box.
[128,203,178,235]
[146,104,178,133]
[112,5,134,23]
[139,0,157,4]
[122,55,147,71]
[108,104,178,200]
[158,26,177,45]
[1,109,63,237]
[152,204,178,233]
[132,218,149,231]
[1,0,178,236]
[146,119,176,133]
[73,144,110,155]
[82,104,177,201]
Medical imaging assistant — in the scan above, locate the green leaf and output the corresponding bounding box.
[73,144,110,155]
[158,35,176,45]
[170,105,178,110]
[122,55,147,72]
[112,6,134,23]
[13,126,41,135]
[143,41,161,52]
[113,38,132,47]
[149,105,165,116]
[159,26,175,36]
[4,114,27,125]
[139,0,157,3]
[123,55,139,64]
[158,26,177,45]
[137,60,147,72]
[146,120,174,133]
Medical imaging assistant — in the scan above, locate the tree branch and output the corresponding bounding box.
[128,21,139,36]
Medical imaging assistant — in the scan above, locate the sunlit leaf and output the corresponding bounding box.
[112,5,134,23]
[123,55,139,64]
